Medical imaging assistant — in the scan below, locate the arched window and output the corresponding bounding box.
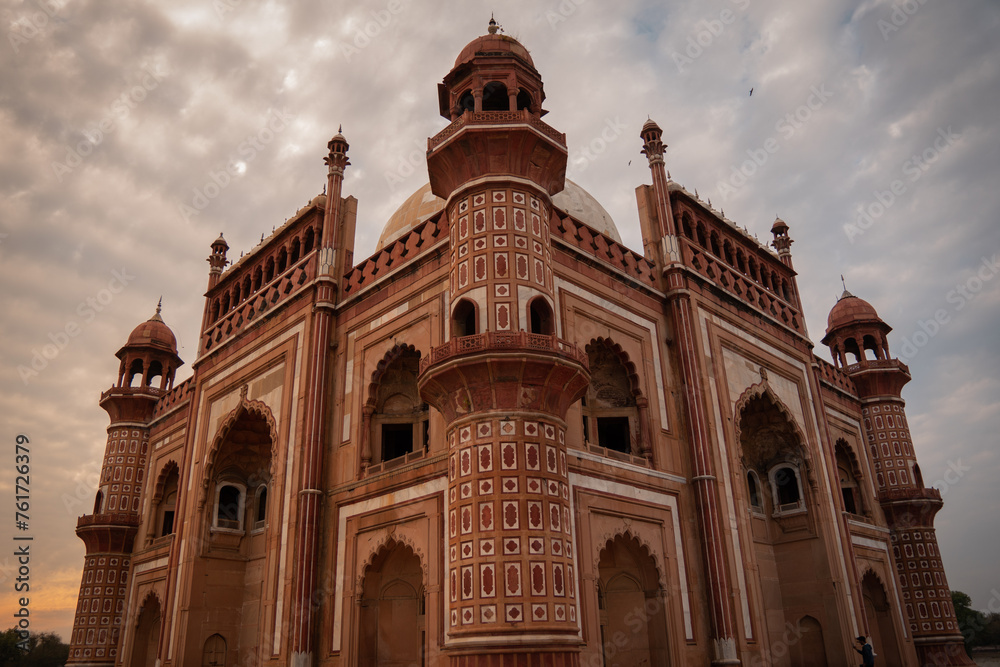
[146,360,163,389]
[264,258,275,283]
[528,297,554,335]
[836,441,865,516]
[723,240,735,265]
[770,465,803,512]
[277,248,287,273]
[736,249,747,274]
[458,90,475,113]
[221,292,231,313]
[252,267,262,292]
[452,299,478,337]
[582,339,640,457]
[232,283,241,305]
[202,634,226,667]
[290,237,301,264]
[241,276,251,301]
[369,346,428,469]
[516,88,532,112]
[254,485,267,529]
[709,231,721,257]
[695,223,707,248]
[93,490,104,514]
[214,483,245,531]
[747,470,763,511]
[210,299,220,322]
[127,358,144,387]
[843,337,862,365]
[681,215,694,240]
[303,227,315,254]
[862,334,882,361]
[158,467,179,537]
[482,81,509,111]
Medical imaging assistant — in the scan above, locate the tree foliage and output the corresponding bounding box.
[0,629,69,667]
[953,590,1000,652]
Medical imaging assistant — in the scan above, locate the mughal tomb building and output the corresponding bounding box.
[67,20,973,667]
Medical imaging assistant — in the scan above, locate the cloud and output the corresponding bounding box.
[1,0,998,642]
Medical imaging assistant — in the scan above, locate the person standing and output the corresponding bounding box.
[854,635,875,666]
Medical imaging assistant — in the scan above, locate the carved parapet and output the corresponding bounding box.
[418,332,589,423]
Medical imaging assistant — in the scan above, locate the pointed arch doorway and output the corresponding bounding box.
[358,540,424,667]
[862,572,904,667]
[597,534,669,667]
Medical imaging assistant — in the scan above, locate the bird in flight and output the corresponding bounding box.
[749,87,754,96]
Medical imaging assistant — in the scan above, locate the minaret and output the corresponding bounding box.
[417,21,590,666]
[289,129,350,666]
[770,217,794,270]
[641,120,740,665]
[68,304,182,665]
[207,233,229,290]
[823,292,973,666]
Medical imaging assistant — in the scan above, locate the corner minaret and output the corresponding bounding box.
[823,292,973,666]
[640,118,680,266]
[207,233,229,290]
[770,217,794,269]
[68,304,182,665]
[641,119,740,665]
[289,130,351,666]
[417,21,590,666]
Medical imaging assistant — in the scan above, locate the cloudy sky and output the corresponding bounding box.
[1,0,997,641]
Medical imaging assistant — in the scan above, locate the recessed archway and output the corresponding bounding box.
[130,594,161,667]
[862,571,904,667]
[357,540,424,667]
[596,534,669,666]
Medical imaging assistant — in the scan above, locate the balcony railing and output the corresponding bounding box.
[420,331,587,373]
[844,358,910,375]
[77,513,142,528]
[428,109,566,151]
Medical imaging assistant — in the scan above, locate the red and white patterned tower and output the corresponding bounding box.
[68,304,182,665]
[417,19,591,666]
[823,291,973,666]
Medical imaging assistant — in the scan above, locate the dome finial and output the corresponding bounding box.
[150,297,164,323]
[488,15,499,34]
[839,274,854,300]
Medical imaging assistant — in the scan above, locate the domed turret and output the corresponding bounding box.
[437,18,548,122]
[115,301,183,391]
[125,304,178,353]
[821,289,892,369]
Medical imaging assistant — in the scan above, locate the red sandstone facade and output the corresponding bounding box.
[68,21,972,667]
